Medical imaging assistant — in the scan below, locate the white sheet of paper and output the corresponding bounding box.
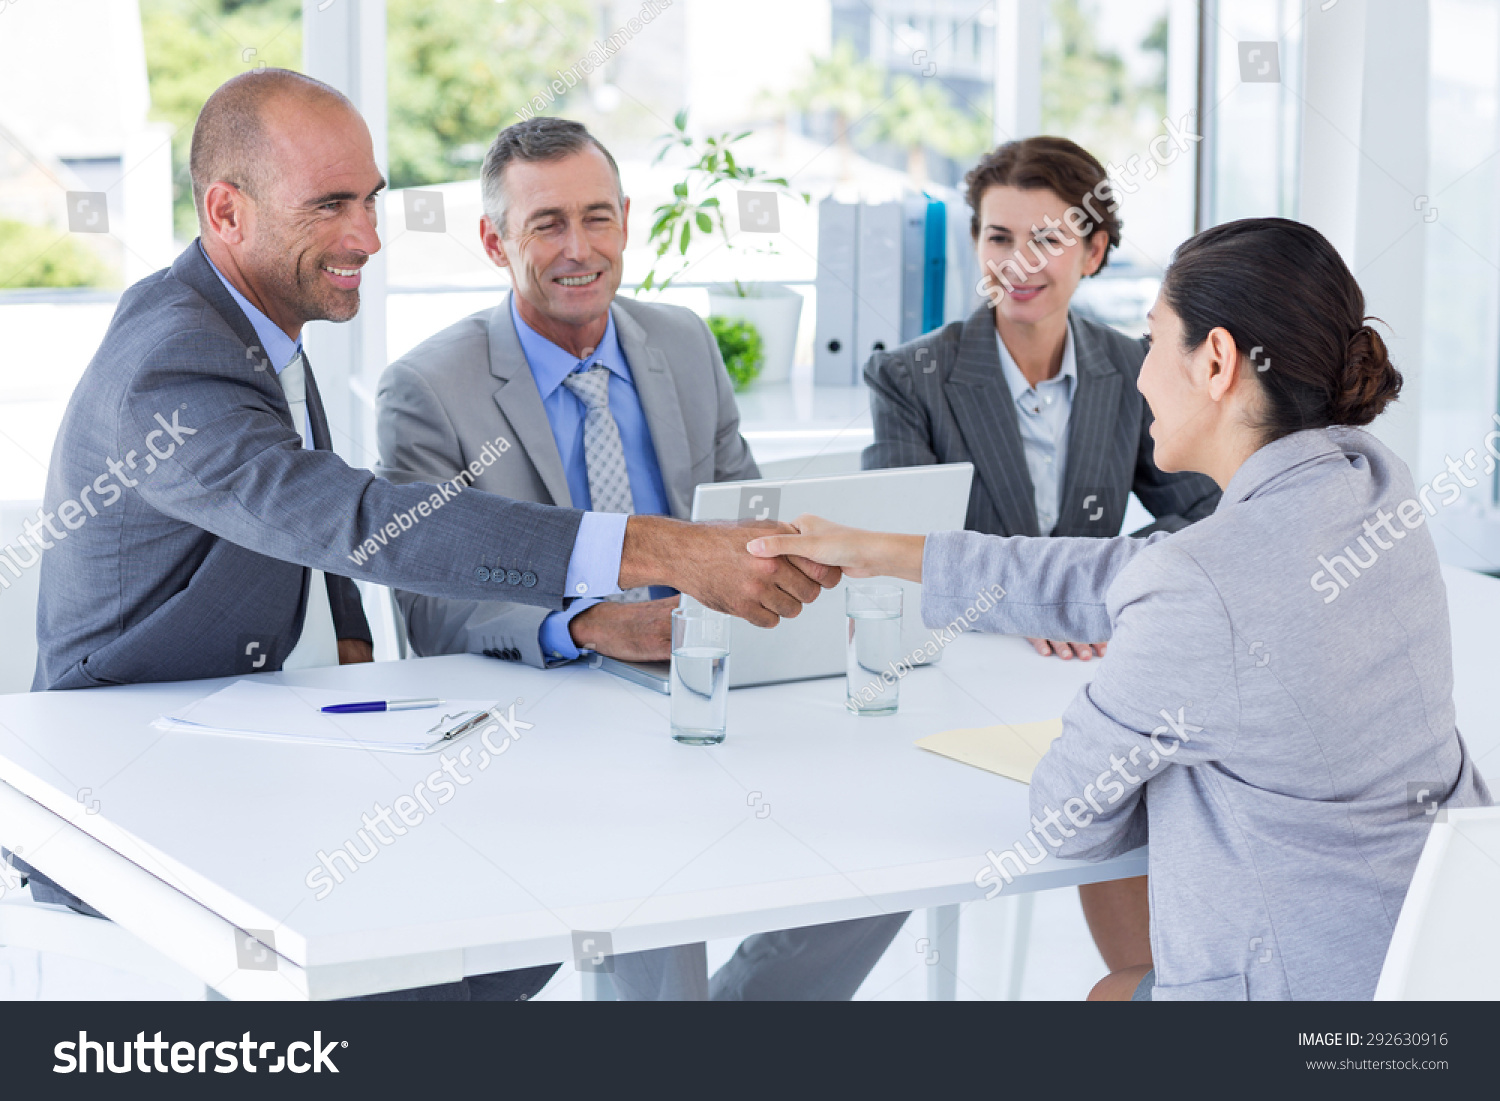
[914,719,1064,784]
[154,681,496,753]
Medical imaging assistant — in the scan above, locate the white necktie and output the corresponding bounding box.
[560,364,652,603]
[277,352,340,669]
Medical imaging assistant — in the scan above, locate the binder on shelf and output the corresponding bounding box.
[899,195,929,344]
[813,187,976,385]
[854,200,902,370]
[922,197,948,334]
[941,189,982,325]
[813,197,858,386]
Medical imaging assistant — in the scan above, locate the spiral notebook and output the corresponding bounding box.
[152,681,501,754]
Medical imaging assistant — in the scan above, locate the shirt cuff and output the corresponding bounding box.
[565,511,627,603]
[539,600,602,664]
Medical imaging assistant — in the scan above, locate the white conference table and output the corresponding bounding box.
[0,565,1497,1000]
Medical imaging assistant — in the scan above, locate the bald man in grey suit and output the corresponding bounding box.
[25,72,840,1002]
[377,117,908,999]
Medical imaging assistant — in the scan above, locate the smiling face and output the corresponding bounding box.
[481,145,628,355]
[225,96,384,336]
[976,184,1107,330]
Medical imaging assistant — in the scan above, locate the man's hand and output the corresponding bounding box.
[338,638,374,665]
[571,596,679,661]
[1027,638,1108,661]
[619,516,841,629]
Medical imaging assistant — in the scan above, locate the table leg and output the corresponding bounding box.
[1003,892,1035,1000]
[925,904,959,1001]
[581,969,616,1000]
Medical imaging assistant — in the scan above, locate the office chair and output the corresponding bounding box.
[1375,806,1500,999]
[0,501,42,695]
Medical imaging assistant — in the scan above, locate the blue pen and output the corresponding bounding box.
[321,698,444,714]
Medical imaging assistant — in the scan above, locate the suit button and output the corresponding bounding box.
[521,571,537,588]
[506,648,520,660]
[475,567,491,582]
[507,569,522,585]
[482,648,498,659]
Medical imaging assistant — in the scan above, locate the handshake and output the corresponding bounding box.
[569,516,844,662]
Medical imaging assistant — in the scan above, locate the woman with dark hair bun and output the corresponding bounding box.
[748,216,1491,1001]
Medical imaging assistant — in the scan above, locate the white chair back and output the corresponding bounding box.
[0,501,41,695]
[1375,806,1500,999]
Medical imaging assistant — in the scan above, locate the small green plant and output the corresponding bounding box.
[639,109,809,296]
[707,315,764,391]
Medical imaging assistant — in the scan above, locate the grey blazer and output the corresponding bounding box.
[923,427,1492,1000]
[377,292,759,667]
[32,242,584,691]
[863,305,1220,537]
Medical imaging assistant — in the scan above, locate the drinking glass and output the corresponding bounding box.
[670,606,731,744]
[845,584,903,715]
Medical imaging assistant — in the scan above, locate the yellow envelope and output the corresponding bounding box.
[915,719,1064,784]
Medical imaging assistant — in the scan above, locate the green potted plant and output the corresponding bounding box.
[639,110,808,384]
[706,315,764,391]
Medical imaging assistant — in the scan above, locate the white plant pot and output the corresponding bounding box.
[706,282,803,385]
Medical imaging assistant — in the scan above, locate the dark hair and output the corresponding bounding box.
[480,116,624,235]
[1159,217,1402,439]
[963,135,1122,274]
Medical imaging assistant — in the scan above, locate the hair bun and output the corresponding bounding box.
[1331,322,1402,426]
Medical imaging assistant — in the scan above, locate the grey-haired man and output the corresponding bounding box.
[377,117,908,999]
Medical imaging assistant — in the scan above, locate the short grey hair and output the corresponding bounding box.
[480,117,625,236]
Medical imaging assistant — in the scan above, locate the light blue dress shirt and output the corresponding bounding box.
[510,294,671,662]
[203,245,628,636]
[995,321,1077,535]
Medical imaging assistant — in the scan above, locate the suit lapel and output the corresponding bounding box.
[944,305,1039,536]
[488,293,573,507]
[175,240,301,438]
[176,242,316,638]
[174,240,263,353]
[613,299,692,519]
[1055,315,1124,536]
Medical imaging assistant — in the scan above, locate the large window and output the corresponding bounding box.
[1040,0,1193,335]
[1423,0,1500,512]
[1200,0,1303,228]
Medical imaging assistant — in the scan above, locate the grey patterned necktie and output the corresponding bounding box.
[561,364,652,603]
[279,350,311,448]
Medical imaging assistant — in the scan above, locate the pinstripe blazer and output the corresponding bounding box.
[862,305,1220,537]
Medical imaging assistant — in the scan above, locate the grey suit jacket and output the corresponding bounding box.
[862,305,1220,537]
[377,291,759,667]
[924,427,1492,1000]
[33,242,584,691]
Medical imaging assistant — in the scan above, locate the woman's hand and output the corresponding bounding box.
[1028,638,1108,661]
[745,514,926,583]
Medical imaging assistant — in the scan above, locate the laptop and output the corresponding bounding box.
[596,463,974,691]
